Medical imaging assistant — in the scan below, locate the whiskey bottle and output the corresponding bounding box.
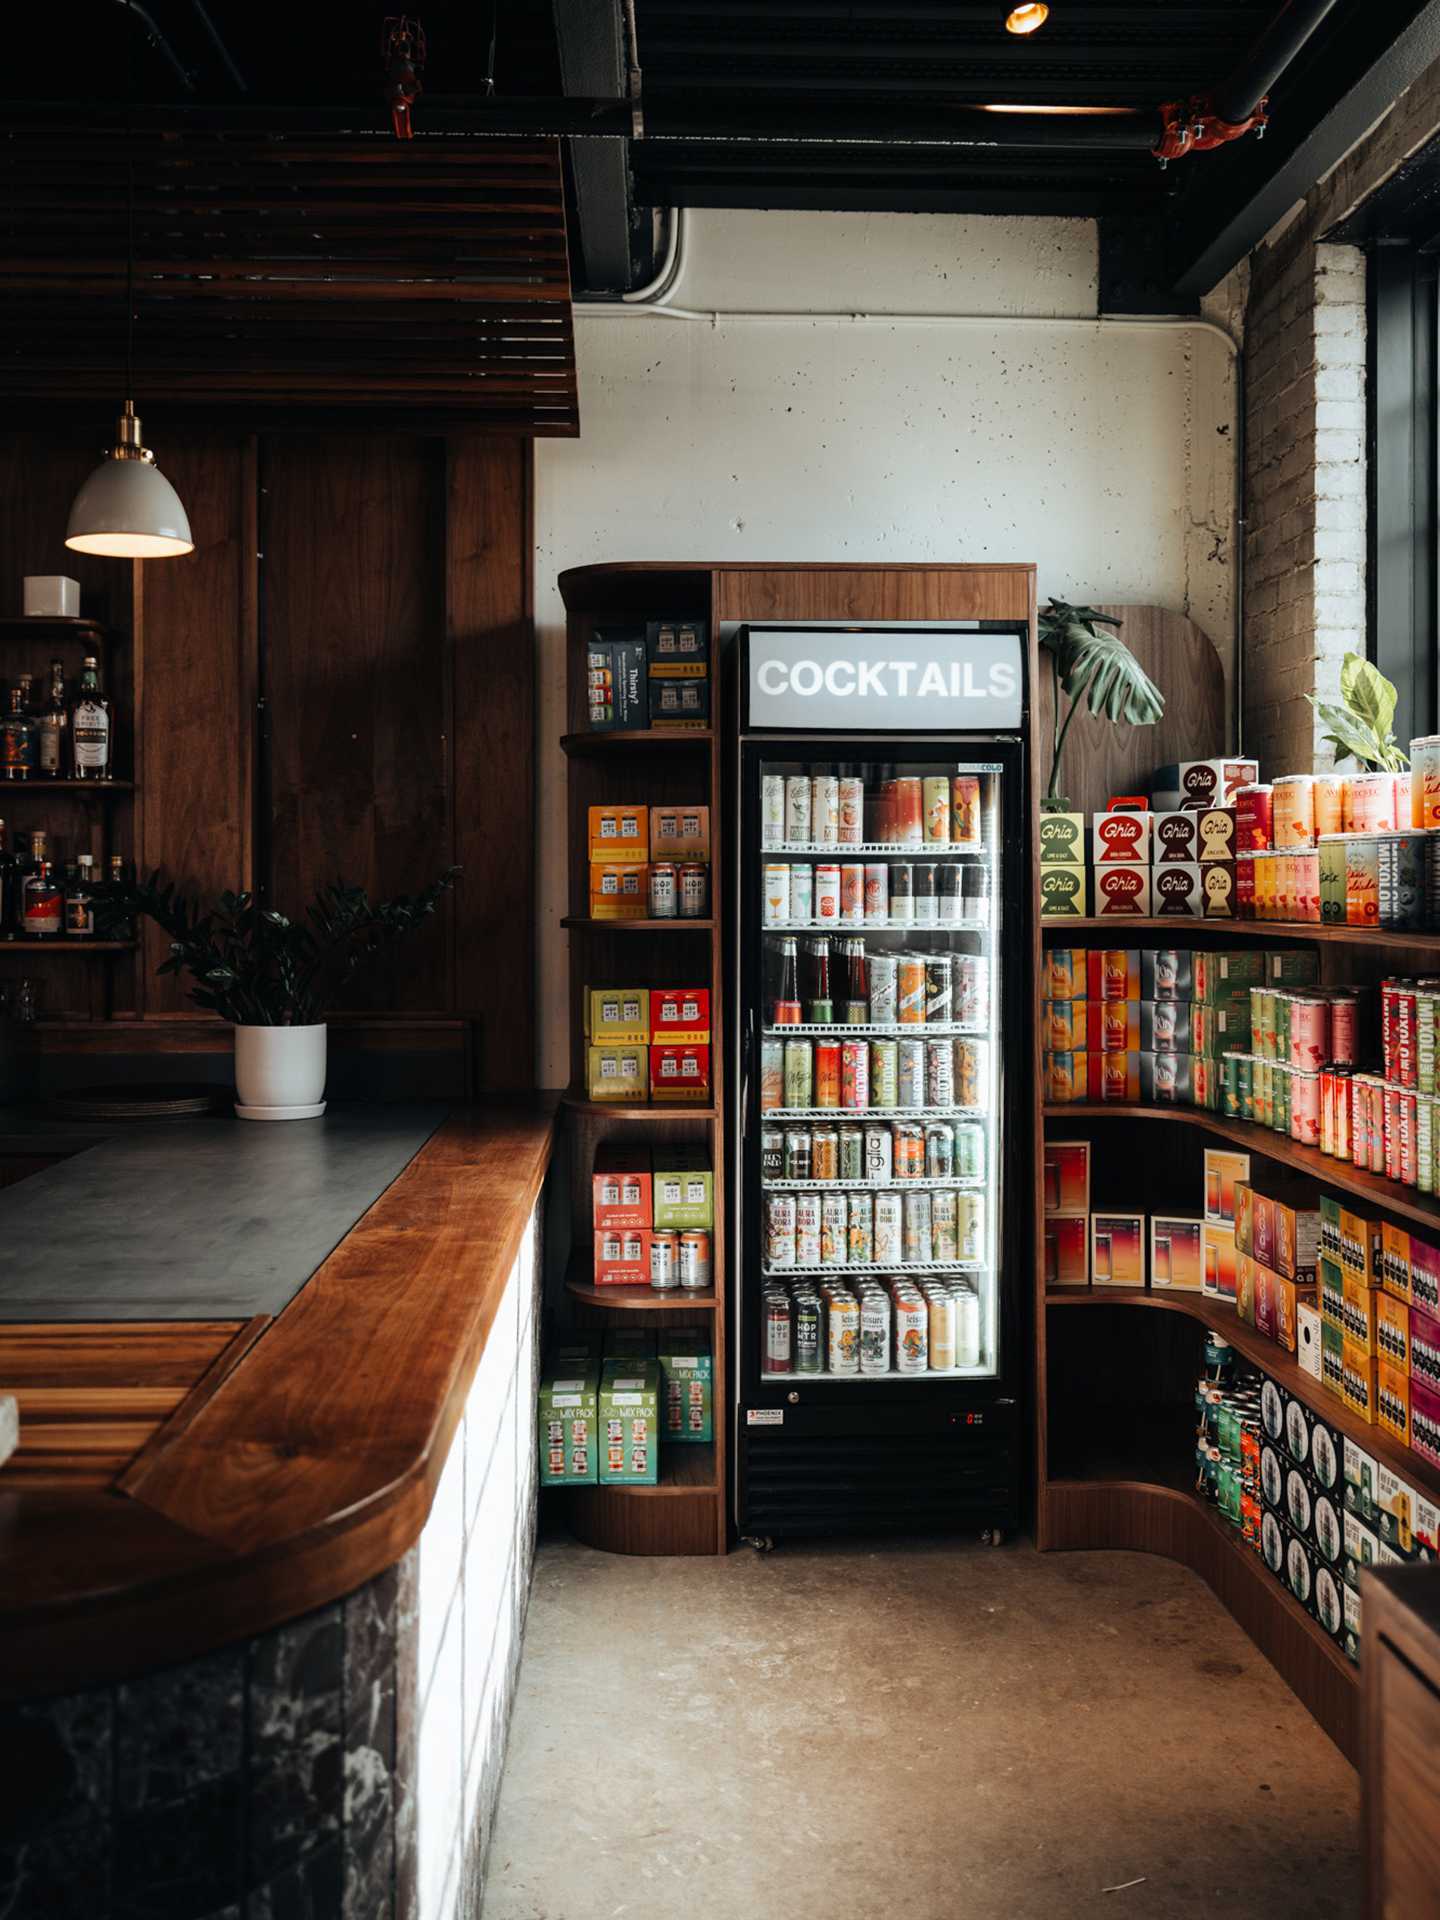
[21,859,62,939]
[70,656,112,780]
[37,659,67,778]
[64,855,96,937]
[1,688,34,780]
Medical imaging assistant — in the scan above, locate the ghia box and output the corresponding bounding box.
[1044,1213,1089,1287]
[1039,867,1087,918]
[657,1329,714,1443]
[585,986,650,1044]
[588,804,649,862]
[599,1357,660,1485]
[1178,756,1260,811]
[1037,812,1086,866]
[593,1144,653,1230]
[650,804,711,860]
[1091,809,1151,864]
[1151,1215,1203,1291]
[1151,864,1205,917]
[1043,1140,1090,1214]
[1152,810,1201,864]
[1199,861,1238,919]
[539,1360,600,1485]
[1093,866,1152,917]
[1091,1212,1145,1288]
[1196,809,1238,862]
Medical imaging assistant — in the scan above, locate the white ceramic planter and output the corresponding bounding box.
[233,1023,328,1120]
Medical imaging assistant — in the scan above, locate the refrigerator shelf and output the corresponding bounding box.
[762,1021,987,1038]
[763,1260,983,1279]
[757,1363,993,1383]
[764,918,990,934]
[765,1105,987,1122]
[762,1175,984,1191]
[764,842,990,859]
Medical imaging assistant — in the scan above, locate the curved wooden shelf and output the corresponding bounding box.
[1043,1101,1440,1234]
[561,729,713,755]
[1042,1476,1357,1760]
[561,915,714,932]
[0,779,134,793]
[565,1273,717,1312]
[567,1446,721,1553]
[562,1089,718,1120]
[1040,915,1440,952]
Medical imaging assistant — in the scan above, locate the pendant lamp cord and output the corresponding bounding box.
[125,0,136,403]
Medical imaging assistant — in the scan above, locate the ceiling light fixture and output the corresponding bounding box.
[1005,3,1049,33]
[982,103,1133,116]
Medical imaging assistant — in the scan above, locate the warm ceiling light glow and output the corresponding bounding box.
[1005,3,1049,33]
[982,103,1134,116]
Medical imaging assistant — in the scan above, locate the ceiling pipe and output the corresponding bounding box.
[1213,0,1345,123]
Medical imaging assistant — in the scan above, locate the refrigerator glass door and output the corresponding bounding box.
[754,759,1004,1382]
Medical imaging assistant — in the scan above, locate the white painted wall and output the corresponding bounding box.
[533,209,1238,1085]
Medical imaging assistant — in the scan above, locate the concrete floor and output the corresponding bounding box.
[484,1535,1361,1920]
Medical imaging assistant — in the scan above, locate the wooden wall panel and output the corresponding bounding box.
[448,439,534,1090]
[262,437,452,1014]
[0,428,129,627]
[136,431,256,1015]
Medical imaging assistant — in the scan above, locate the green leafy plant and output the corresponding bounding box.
[1307,653,1409,772]
[1039,601,1165,810]
[94,869,460,1025]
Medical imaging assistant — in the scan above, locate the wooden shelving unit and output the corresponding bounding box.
[556,563,727,1558]
[1045,916,1440,951]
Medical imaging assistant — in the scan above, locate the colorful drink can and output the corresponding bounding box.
[1313,773,1345,839]
[1329,990,1360,1066]
[895,1294,929,1372]
[897,954,927,1025]
[1378,831,1426,929]
[848,1191,874,1265]
[954,1038,985,1107]
[811,1126,838,1182]
[1346,836,1380,924]
[783,1038,813,1109]
[925,957,954,1024]
[762,1291,793,1372]
[956,1192,985,1262]
[762,774,786,847]
[793,1291,823,1373]
[869,1038,899,1108]
[828,1294,860,1373]
[869,952,898,1023]
[953,954,989,1025]
[864,1121,894,1183]
[859,1291,891,1373]
[902,1189,933,1262]
[785,775,813,845]
[762,1126,784,1178]
[889,862,914,924]
[649,863,678,917]
[1291,1069,1321,1146]
[1272,774,1316,848]
[1235,784,1273,851]
[790,862,815,923]
[650,1231,679,1290]
[1411,736,1440,829]
[841,1039,870,1111]
[764,864,791,925]
[893,777,924,846]
[761,1039,784,1111]
[898,1037,926,1109]
[1346,772,1397,833]
[821,1192,848,1265]
[923,775,952,844]
[812,775,840,846]
[864,863,890,922]
[839,776,865,845]
[815,1039,842,1108]
[926,1286,957,1367]
[678,1230,711,1291]
[925,1121,954,1179]
[1289,995,1329,1073]
[894,1122,925,1180]
[764,1194,796,1267]
[796,1192,822,1264]
[926,1038,955,1108]
[931,1191,960,1263]
[839,1123,865,1181]
[875,1191,903,1263]
[815,863,841,921]
[840,864,866,924]
[952,775,982,850]
[954,1122,985,1180]
[783,1127,812,1181]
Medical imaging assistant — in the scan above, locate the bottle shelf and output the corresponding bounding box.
[764,918,990,934]
[768,842,989,859]
[766,1104,987,1123]
[562,915,714,932]
[761,1363,993,1383]
[762,1175,985,1192]
[561,729,714,755]
[1040,916,1440,951]
[0,779,133,794]
[764,1259,983,1280]
[763,1021,987,1039]
[566,1275,718,1313]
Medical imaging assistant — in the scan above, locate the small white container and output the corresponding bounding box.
[23,575,80,618]
[233,1022,328,1119]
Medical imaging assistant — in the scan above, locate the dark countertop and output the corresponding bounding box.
[0,1105,448,1320]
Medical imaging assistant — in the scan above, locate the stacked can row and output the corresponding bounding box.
[762,1272,983,1376]
[763,1186,986,1270]
[762,1116,987,1186]
[766,940,990,1030]
[760,1033,989,1112]
[763,859,990,927]
[763,771,985,851]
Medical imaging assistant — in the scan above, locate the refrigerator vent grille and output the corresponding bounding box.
[741,1428,1016,1536]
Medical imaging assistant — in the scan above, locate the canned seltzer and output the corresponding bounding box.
[864,1121,893,1183]
[875,1191,903,1263]
[848,1192,874,1264]
[932,1190,959,1262]
[870,1038,899,1108]
[898,1037,926,1109]
[839,1123,865,1181]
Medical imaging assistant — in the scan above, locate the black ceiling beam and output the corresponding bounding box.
[551,0,639,295]
[1169,0,1440,297]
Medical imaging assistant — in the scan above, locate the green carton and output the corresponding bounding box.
[600,1356,660,1484]
[657,1328,714,1444]
[1266,950,1320,986]
[652,1149,714,1229]
[539,1360,599,1486]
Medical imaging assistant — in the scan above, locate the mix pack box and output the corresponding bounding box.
[653,1149,715,1229]
[588,804,649,862]
[593,1144,653,1229]
[1193,951,1265,1002]
[1203,1222,1239,1301]
[1203,1147,1251,1226]
[1151,1215,1203,1290]
[599,1357,660,1484]
[585,986,650,1043]
[1043,1140,1090,1214]
[1091,1212,1144,1287]
[657,1328,713,1443]
[649,1042,711,1103]
[651,987,711,1042]
[539,1360,600,1485]
[650,804,711,860]
[1044,1212,1089,1287]
[588,632,648,731]
[586,1042,648,1102]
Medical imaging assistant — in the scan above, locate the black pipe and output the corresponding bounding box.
[113,0,196,94]
[190,0,249,94]
[1213,0,1345,122]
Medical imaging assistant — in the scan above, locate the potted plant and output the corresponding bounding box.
[1039,601,1165,810]
[1307,652,1409,770]
[96,869,459,1118]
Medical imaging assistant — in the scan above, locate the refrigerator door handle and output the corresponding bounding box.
[741,1007,754,1140]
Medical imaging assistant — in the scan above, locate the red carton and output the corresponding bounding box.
[592,1145,653,1230]
[593,1225,651,1287]
[1043,1213,1089,1287]
[1092,806,1151,864]
[1093,866,1152,916]
[649,1042,711,1102]
[650,987,711,1042]
[1412,1375,1440,1471]
[1084,1002,1140,1051]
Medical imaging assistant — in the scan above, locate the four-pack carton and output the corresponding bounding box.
[539,1359,600,1485]
[599,1356,660,1484]
[657,1328,714,1443]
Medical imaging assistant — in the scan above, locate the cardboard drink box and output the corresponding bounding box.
[657,1328,714,1443]
[1196,809,1238,862]
[1085,950,1142,1001]
[1093,867,1152,917]
[1341,1268,1380,1353]
[1200,862,1238,918]
[1378,1358,1412,1446]
[650,804,711,861]
[1321,1315,1345,1398]
[1043,1141,1090,1215]
[1139,1000,1192,1051]
[1202,1222,1239,1301]
[1037,812,1086,866]
[646,618,710,676]
[1376,1291,1411,1372]
[1203,1147,1251,1226]
[606,1329,658,1359]
[649,1043,711,1103]
[599,1357,660,1485]
[1042,1000,1087,1051]
[650,677,709,728]
[1152,811,1201,864]
[1150,1215,1203,1290]
[586,1043,649,1102]
[1044,1212,1089,1287]
[1193,951,1266,1002]
[1416,1492,1440,1559]
[1040,867,1087,917]
[650,988,711,1043]
[1342,1340,1379,1424]
[1141,948,1193,999]
[1343,1508,1380,1589]
[539,1360,600,1485]
[1084,1001,1140,1050]
[588,642,617,730]
[1091,1212,1145,1287]
[1138,1051,1194,1104]
[1411,1303,1440,1383]
[1266,950,1321,987]
[1091,808,1151,864]
[589,862,650,920]
[585,987,651,1044]
[1044,1051,1087,1103]
[1380,1221,1414,1303]
[593,1226,651,1287]
[1178,756,1260,810]
[593,1145,653,1230]
[1296,1300,1324,1382]
[588,803,649,863]
[652,1150,715,1229]
[1086,1051,1140,1102]
[1413,1376,1440,1470]
[1412,1237,1440,1315]
[1236,1250,1256,1324]
[1343,1583,1363,1664]
[588,632,648,730]
[1045,948,1087,1000]
[1152,864,1205,917]
[1377,1461,1420,1556]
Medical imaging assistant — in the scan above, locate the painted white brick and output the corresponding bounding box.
[1314,591,1366,627]
[1315,399,1365,431]
[1313,494,1364,531]
[1314,461,1365,500]
[1315,365,1365,402]
[1315,429,1363,464]
[1313,560,1364,596]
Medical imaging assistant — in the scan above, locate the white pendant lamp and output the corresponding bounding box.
[66,401,193,558]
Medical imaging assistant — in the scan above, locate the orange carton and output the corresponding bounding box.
[1236,1250,1256,1324]
[1086,1051,1140,1102]
[593,1146,653,1230]
[1376,1291,1411,1373]
[1085,949,1142,1001]
[1084,1002,1140,1051]
[587,804,649,862]
[589,862,650,920]
[1203,1148,1250,1227]
[649,1042,711,1103]
[1378,1358,1411,1445]
[1380,1222,1413,1303]
[593,1226,651,1288]
[1203,1222,1239,1301]
[1044,1213,1089,1288]
[1044,1141,1090,1215]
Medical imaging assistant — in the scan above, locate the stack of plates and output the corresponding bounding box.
[48,1083,225,1122]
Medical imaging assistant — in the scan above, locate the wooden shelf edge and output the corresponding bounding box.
[561,916,715,931]
[561,729,714,754]
[562,1089,719,1120]
[1042,1101,1440,1234]
[0,779,135,793]
[0,941,136,954]
[1041,916,1440,951]
[565,1277,718,1312]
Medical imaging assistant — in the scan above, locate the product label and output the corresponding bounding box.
[746,1408,784,1426]
[746,627,1023,730]
[72,701,110,770]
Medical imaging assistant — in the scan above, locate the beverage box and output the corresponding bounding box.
[1141,948,1193,998]
[1037,812,1086,866]
[1083,1001,1139,1050]
[1256,1266,1314,1352]
[599,1356,660,1485]
[1044,1051,1087,1103]
[651,987,711,1043]
[588,803,649,863]
[1203,1147,1250,1225]
[593,1144,653,1229]
[1283,1521,1318,1616]
[1376,1291,1411,1372]
[588,641,617,730]
[1190,1003,1251,1057]
[605,1329,658,1360]
[1042,999,1087,1051]
[1044,948,1087,1001]
[650,804,712,861]
[652,1150,715,1229]
[1343,1508,1380,1589]
[1412,1375,1440,1472]
[1043,1140,1090,1215]
[657,1328,713,1443]
[1241,1183,1319,1282]
[1416,1490,1440,1558]
[1297,1300,1324,1381]
[1203,1222,1239,1301]
[589,862,650,920]
[1138,1051,1194,1103]
[1093,866,1152,917]
[1341,1267,1380,1353]
[1343,1583,1363,1664]
[1314,1561,1346,1642]
[649,1043,711,1103]
[1152,811,1201,864]
[585,986,651,1044]
[1090,1212,1145,1288]
[650,677,710,728]
[1266,949,1321,987]
[1236,1250,1256,1324]
[1412,1237,1440,1314]
[1322,1315,1346,1397]
[586,1043,648,1102]
[1085,949,1142,1002]
[551,1335,601,1367]
[1378,1357,1412,1446]
[1319,1253,1345,1327]
[539,1359,601,1485]
[1342,1339,1379,1424]
[593,1225,651,1287]
[1193,950,1266,1002]
[1178,756,1260,810]
[1196,809,1238,862]
[589,632,648,731]
[646,617,710,677]
[1337,1204,1378,1280]
[1044,1212,1089,1287]
[1039,867,1087,917]
[1091,808,1151,864]
[1151,864,1205,917]
[1200,862,1238,918]
[1377,1460,1420,1556]
[1139,1000,1192,1051]
[1150,1215,1203,1290]
[1410,1303,1440,1383]
[1380,1221,1413,1303]
[1086,1050,1140,1102]
[1345,1434,1380,1521]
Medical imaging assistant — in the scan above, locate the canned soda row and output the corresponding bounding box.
[762,770,985,852]
[762,1034,988,1113]
[762,1187,986,1269]
[760,1116,986,1185]
[1217,1052,1321,1143]
[1380,977,1440,1089]
[767,940,991,1030]
[1248,985,1361,1072]
[762,859,989,927]
[761,1271,983,1376]
[1235,768,1415,849]
[1195,1370,1265,1548]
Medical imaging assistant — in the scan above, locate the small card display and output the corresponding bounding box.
[1043,1140,1090,1215]
[1091,1212,1144,1288]
[1150,1215,1202,1290]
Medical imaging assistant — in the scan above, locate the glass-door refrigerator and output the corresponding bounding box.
[730,622,1031,1544]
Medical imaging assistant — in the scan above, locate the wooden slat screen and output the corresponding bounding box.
[0,131,578,434]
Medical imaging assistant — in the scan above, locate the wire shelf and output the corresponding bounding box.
[761,1175,986,1191]
[762,1021,988,1038]
[764,843,991,859]
[763,918,991,934]
[764,1105,988,1122]
[762,1260,984,1279]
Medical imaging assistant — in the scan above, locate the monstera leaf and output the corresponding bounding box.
[1307,652,1408,772]
[1039,600,1165,806]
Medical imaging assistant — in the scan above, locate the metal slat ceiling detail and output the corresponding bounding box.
[0,132,579,435]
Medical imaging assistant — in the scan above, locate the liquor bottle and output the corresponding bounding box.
[1,688,34,780]
[842,936,870,1025]
[21,858,62,939]
[64,855,96,937]
[803,935,833,1024]
[70,656,112,780]
[773,933,802,1026]
[37,659,67,778]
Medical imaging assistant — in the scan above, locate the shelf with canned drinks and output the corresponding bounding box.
[770,841,989,860]
[765,920,990,935]
[760,1269,992,1380]
[762,1020,986,1039]
[1041,916,1440,951]
[762,1174,984,1191]
[767,1104,987,1123]
[765,1259,983,1279]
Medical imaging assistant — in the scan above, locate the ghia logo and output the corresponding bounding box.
[1156,870,1191,896]
[1041,871,1078,895]
[755,657,1019,700]
[1182,765,1214,795]
[1039,819,1077,842]
[1101,870,1143,895]
[1158,817,1192,845]
[1097,817,1142,844]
